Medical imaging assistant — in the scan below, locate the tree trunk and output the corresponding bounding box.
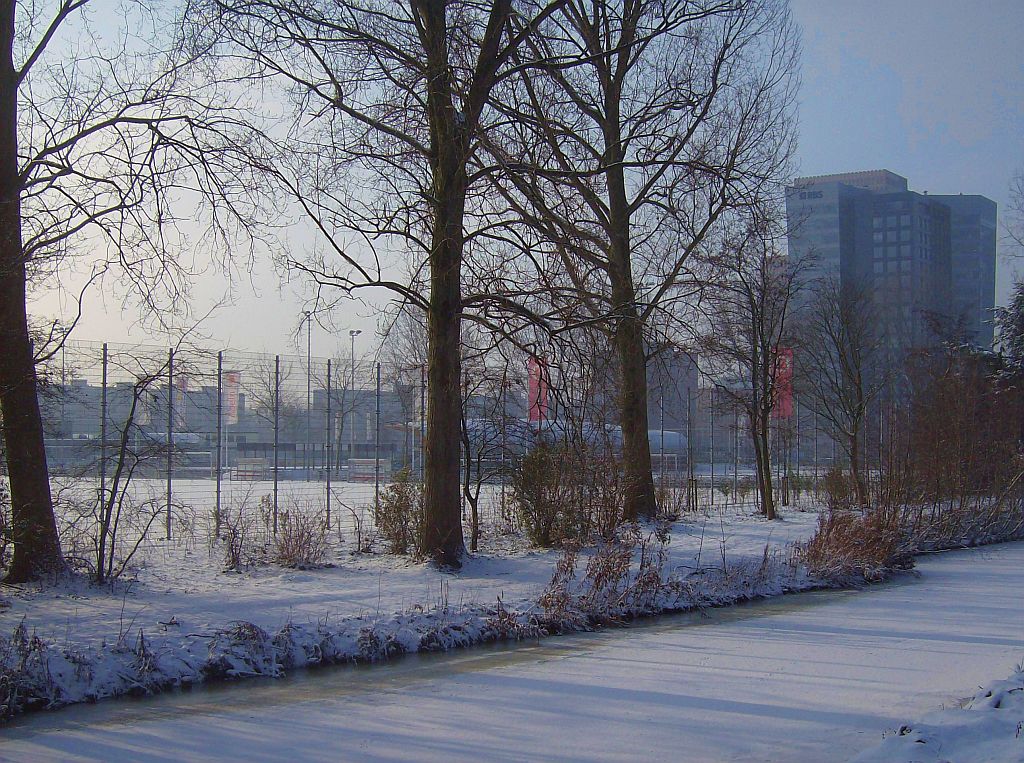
[416,0,468,568]
[848,429,868,507]
[420,194,467,567]
[605,90,656,522]
[612,307,657,521]
[752,417,776,520]
[0,0,63,583]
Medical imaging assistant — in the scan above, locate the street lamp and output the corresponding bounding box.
[349,329,361,471]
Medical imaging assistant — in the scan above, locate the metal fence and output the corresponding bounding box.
[31,339,844,537]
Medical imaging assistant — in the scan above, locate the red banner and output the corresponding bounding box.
[224,371,241,425]
[174,373,189,430]
[527,356,549,423]
[773,347,793,419]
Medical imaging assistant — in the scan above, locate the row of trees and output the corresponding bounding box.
[2,0,803,578]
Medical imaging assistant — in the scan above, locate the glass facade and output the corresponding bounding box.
[787,171,993,364]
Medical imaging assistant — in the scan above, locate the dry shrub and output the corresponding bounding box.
[655,481,687,520]
[273,507,328,568]
[511,445,579,547]
[510,445,626,548]
[220,498,271,571]
[821,467,855,512]
[538,525,671,624]
[735,476,755,504]
[373,468,424,555]
[797,508,913,583]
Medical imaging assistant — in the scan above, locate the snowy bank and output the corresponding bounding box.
[0,510,822,721]
[851,664,1024,763]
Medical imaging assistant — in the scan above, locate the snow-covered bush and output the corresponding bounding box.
[796,507,913,584]
[538,525,674,626]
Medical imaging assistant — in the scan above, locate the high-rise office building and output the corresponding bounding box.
[928,194,997,348]
[786,170,995,357]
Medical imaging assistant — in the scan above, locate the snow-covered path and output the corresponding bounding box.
[4,542,1024,762]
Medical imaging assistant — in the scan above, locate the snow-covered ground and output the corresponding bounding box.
[852,664,1024,763]
[3,542,1022,762]
[0,479,823,718]
[1,481,817,651]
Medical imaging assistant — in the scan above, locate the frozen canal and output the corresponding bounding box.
[3,542,1023,762]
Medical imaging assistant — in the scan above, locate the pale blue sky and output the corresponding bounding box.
[791,0,1023,301]
[46,0,1024,353]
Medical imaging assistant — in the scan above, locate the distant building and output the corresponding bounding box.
[928,194,997,348]
[646,344,699,433]
[786,170,995,358]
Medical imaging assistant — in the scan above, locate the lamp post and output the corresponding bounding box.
[303,311,313,477]
[349,329,361,472]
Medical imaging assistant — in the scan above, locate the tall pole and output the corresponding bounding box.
[273,354,280,534]
[709,387,715,505]
[304,312,312,477]
[216,350,223,535]
[500,380,507,505]
[99,343,108,511]
[166,348,174,541]
[686,386,693,510]
[813,409,819,492]
[375,361,381,507]
[326,359,332,527]
[659,397,665,487]
[733,409,739,501]
[795,399,801,483]
[420,364,426,481]
[349,329,361,467]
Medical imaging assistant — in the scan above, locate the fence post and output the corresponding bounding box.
[99,343,108,509]
[216,350,223,535]
[500,380,507,506]
[709,388,715,505]
[326,358,332,527]
[273,354,280,534]
[686,386,694,511]
[166,347,174,541]
[659,397,665,489]
[733,410,739,503]
[813,409,819,494]
[795,398,801,484]
[375,361,381,507]
[420,364,426,481]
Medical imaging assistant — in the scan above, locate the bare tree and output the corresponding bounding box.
[1007,167,1023,252]
[197,0,573,567]
[1,0,262,582]
[795,277,888,507]
[700,215,802,520]
[489,0,799,520]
